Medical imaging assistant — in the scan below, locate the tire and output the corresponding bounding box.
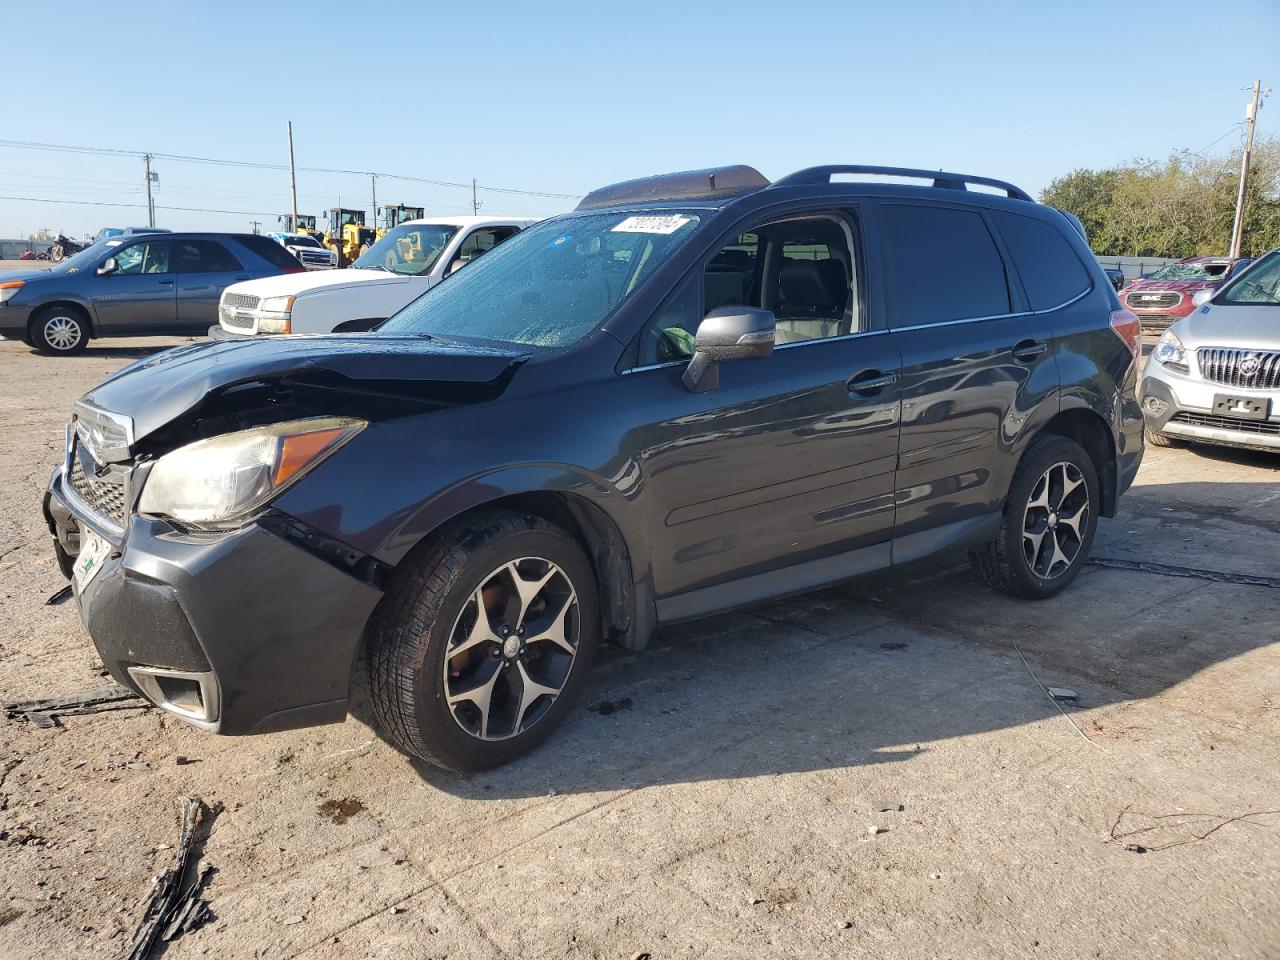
[367,510,599,772]
[1144,427,1182,449]
[31,306,89,355]
[969,435,1099,599]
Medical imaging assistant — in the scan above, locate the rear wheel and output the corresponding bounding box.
[969,435,1099,599]
[31,306,89,355]
[367,510,598,772]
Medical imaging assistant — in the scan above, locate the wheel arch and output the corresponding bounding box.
[1035,406,1118,516]
[30,299,95,338]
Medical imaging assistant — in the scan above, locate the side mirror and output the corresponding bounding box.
[446,258,468,277]
[682,306,775,393]
[96,257,117,276]
[1191,289,1214,307]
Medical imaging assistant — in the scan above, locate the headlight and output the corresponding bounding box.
[0,280,24,304]
[1152,330,1187,368]
[256,295,295,334]
[138,417,364,529]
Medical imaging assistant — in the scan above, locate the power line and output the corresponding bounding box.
[0,137,582,199]
[0,194,281,217]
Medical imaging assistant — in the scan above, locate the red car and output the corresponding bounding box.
[1121,256,1253,333]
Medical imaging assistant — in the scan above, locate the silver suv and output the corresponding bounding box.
[1141,248,1280,452]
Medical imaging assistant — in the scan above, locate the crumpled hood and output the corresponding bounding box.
[81,333,526,446]
[1126,278,1220,295]
[1174,304,1280,350]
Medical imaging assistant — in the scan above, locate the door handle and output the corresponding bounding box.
[847,370,898,395]
[1011,338,1048,362]
[234,276,249,281]
[157,279,174,286]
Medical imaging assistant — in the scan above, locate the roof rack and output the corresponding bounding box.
[771,165,1033,202]
[576,165,769,211]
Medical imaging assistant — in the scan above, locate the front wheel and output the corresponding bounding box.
[969,435,1099,599]
[367,511,598,772]
[1144,427,1182,449]
[31,306,89,355]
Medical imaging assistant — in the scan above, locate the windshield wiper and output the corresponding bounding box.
[354,262,394,272]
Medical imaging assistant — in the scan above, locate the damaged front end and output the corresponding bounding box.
[43,333,528,734]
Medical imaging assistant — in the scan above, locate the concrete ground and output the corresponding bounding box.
[0,336,1277,960]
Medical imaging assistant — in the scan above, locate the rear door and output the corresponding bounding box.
[174,239,249,332]
[876,200,1058,561]
[88,239,177,334]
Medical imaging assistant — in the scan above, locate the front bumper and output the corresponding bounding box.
[1141,361,1280,452]
[44,467,383,734]
[0,301,35,340]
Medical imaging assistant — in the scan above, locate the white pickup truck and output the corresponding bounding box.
[212,214,537,337]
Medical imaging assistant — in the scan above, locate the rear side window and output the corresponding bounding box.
[236,234,303,270]
[175,240,242,273]
[993,211,1091,310]
[881,204,1010,326]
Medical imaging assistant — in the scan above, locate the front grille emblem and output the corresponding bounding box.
[1239,354,1261,378]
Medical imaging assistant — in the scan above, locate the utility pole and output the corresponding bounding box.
[143,154,157,228]
[288,121,299,233]
[249,220,261,235]
[370,173,378,231]
[1229,80,1268,259]
[472,178,481,216]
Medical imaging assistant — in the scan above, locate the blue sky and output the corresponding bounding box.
[5,0,1276,238]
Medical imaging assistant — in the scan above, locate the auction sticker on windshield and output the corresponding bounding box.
[73,529,110,591]
[611,215,693,235]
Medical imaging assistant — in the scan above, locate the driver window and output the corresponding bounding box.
[112,241,171,276]
[638,213,859,365]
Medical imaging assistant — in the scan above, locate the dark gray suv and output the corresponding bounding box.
[42,164,1145,770]
[0,232,303,354]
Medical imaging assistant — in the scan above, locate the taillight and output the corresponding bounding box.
[1110,308,1141,360]
[284,265,306,273]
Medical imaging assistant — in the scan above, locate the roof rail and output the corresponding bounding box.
[771,165,1033,202]
[576,165,769,211]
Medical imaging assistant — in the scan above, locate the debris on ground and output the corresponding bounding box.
[123,795,219,960]
[879,641,909,651]
[2,685,148,729]
[283,915,306,925]
[317,797,365,825]
[588,696,633,715]
[866,825,886,836]
[44,585,72,606]
[872,801,903,812]
[1047,687,1078,702]
[1107,804,1280,853]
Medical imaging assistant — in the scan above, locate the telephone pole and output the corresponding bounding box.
[143,154,156,228]
[370,173,378,230]
[1229,81,1267,259]
[288,121,299,233]
[472,178,481,216]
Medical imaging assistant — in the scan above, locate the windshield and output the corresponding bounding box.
[353,223,458,276]
[1148,262,1230,282]
[1219,252,1280,305]
[287,235,322,248]
[381,211,704,348]
[55,240,116,274]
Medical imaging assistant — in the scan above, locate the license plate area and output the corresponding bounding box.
[73,529,112,591]
[1212,394,1271,421]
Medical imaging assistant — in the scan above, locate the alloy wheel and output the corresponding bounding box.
[1022,461,1089,579]
[442,557,580,741]
[43,315,82,351]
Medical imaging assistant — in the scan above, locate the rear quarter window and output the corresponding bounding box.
[992,211,1092,310]
[236,234,303,270]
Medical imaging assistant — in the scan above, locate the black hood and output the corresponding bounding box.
[82,334,527,446]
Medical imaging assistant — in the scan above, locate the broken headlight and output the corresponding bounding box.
[138,417,364,529]
[1152,330,1188,371]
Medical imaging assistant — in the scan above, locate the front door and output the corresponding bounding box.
[624,210,902,612]
[875,200,1058,558]
[89,239,176,334]
[174,239,249,333]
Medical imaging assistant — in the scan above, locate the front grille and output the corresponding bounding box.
[299,251,330,263]
[1171,412,1280,436]
[1136,313,1179,332]
[1127,291,1182,310]
[67,455,129,528]
[222,293,260,310]
[1198,347,1280,390]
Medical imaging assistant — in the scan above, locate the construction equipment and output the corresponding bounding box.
[277,213,318,235]
[322,208,375,267]
[378,204,425,238]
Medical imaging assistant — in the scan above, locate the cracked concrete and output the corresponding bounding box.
[0,336,1277,959]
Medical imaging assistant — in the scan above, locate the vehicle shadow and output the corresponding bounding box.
[349,474,1280,800]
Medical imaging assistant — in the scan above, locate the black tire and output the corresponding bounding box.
[367,510,599,772]
[30,305,89,355]
[969,435,1099,599]
[1144,427,1182,449]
